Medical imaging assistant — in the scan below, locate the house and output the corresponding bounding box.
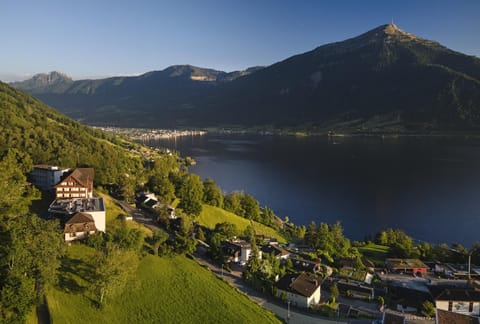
[30,165,71,190]
[291,258,322,274]
[54,168,94,199]
[49,197,106,232]
[136,192,175,218]
[385,258,428,276]
[64,212,97,242]
[260,244,290,260]
[222,239,261,265]
[430,286,480,317]
[275,273,321,308]
[436,309,480,324]
[390,286,433,313]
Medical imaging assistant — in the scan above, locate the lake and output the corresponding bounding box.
[145,134,480,246]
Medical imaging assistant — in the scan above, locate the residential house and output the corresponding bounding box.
[390,286,433,313]
[222,239,261,265]
[260,244,290,260]
[64,212,97,242]
[136,192,176,218]
[436,309,480,324]
[291,258,322,274]
[275,273,321,308]
[30,165,71,191]
[385,258,428,276]
[54,168,94,199]
[49,197,106,232]
[430,286,480,317]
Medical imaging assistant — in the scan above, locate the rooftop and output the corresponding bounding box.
[33,164,70,171]
[437,309,480,324]
[275,273,320,298]
[49,197,105,215]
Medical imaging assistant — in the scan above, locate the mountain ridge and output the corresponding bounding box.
[11,24,480,131]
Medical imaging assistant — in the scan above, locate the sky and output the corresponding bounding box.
[1,0,479,81]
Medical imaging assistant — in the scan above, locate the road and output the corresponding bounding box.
[194,249,356,324]
[117,201,163,232]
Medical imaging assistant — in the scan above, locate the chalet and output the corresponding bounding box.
[54,168,94,199]
[275,273,321,308]
[222,239,261,265]
[436,309,480,324]
[64,212,96,242]
[430,286,480,317]
[30,165,71,190]
[49,197,106,232]
[385,258,428,276]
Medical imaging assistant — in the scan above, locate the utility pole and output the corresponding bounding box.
[287,300,291,323]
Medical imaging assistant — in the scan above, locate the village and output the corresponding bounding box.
[29,165,480,324]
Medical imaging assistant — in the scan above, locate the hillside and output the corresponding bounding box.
[12,24,480,132]
[198,204,287,243]
[0,81,144,184]
[48,245,280,324]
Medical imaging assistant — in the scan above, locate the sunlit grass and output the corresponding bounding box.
[198,204,287,243]
[48,244,280,323]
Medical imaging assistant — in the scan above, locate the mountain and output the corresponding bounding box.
[12,24,480,131]
[12,71,74,94]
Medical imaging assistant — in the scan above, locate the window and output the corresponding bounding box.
[469,302,473,313]
[448,301,453,311]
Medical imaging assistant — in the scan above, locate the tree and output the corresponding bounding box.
[421,300,435,317]
[224,191,244,216]
[91,246,139,306]
[203,178,223,208]
[241,194,260,221]
[329,284,339,303]
[177,174,204,216]
[174,216,197,254]
[148,175,175,204]
[0,149,39,216]
[214,222,239,239]
[0,215,64,322]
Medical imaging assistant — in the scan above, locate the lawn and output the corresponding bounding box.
[48,244,280,324]
[198,204,287,243]
[359,243,390,266]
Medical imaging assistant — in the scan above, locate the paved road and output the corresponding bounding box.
[117,201,163,232]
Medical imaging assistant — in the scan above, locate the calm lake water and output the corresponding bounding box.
[146,134,480,246]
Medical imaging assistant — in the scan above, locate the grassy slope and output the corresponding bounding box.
[358,243,389,266]
[48,245,280,324]
[198,204,287,243]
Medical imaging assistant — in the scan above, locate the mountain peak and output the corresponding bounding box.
[36,71,73,82]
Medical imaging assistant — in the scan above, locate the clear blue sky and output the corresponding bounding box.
[1,0,479,81]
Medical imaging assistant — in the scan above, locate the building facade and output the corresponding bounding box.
[55,168,94,199]
[30,165,71,190]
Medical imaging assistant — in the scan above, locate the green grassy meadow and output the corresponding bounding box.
[47,244,280,323]
[198,204,287,243]
[358,243,389,266]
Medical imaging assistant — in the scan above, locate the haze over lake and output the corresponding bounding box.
[147,134,480,246]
